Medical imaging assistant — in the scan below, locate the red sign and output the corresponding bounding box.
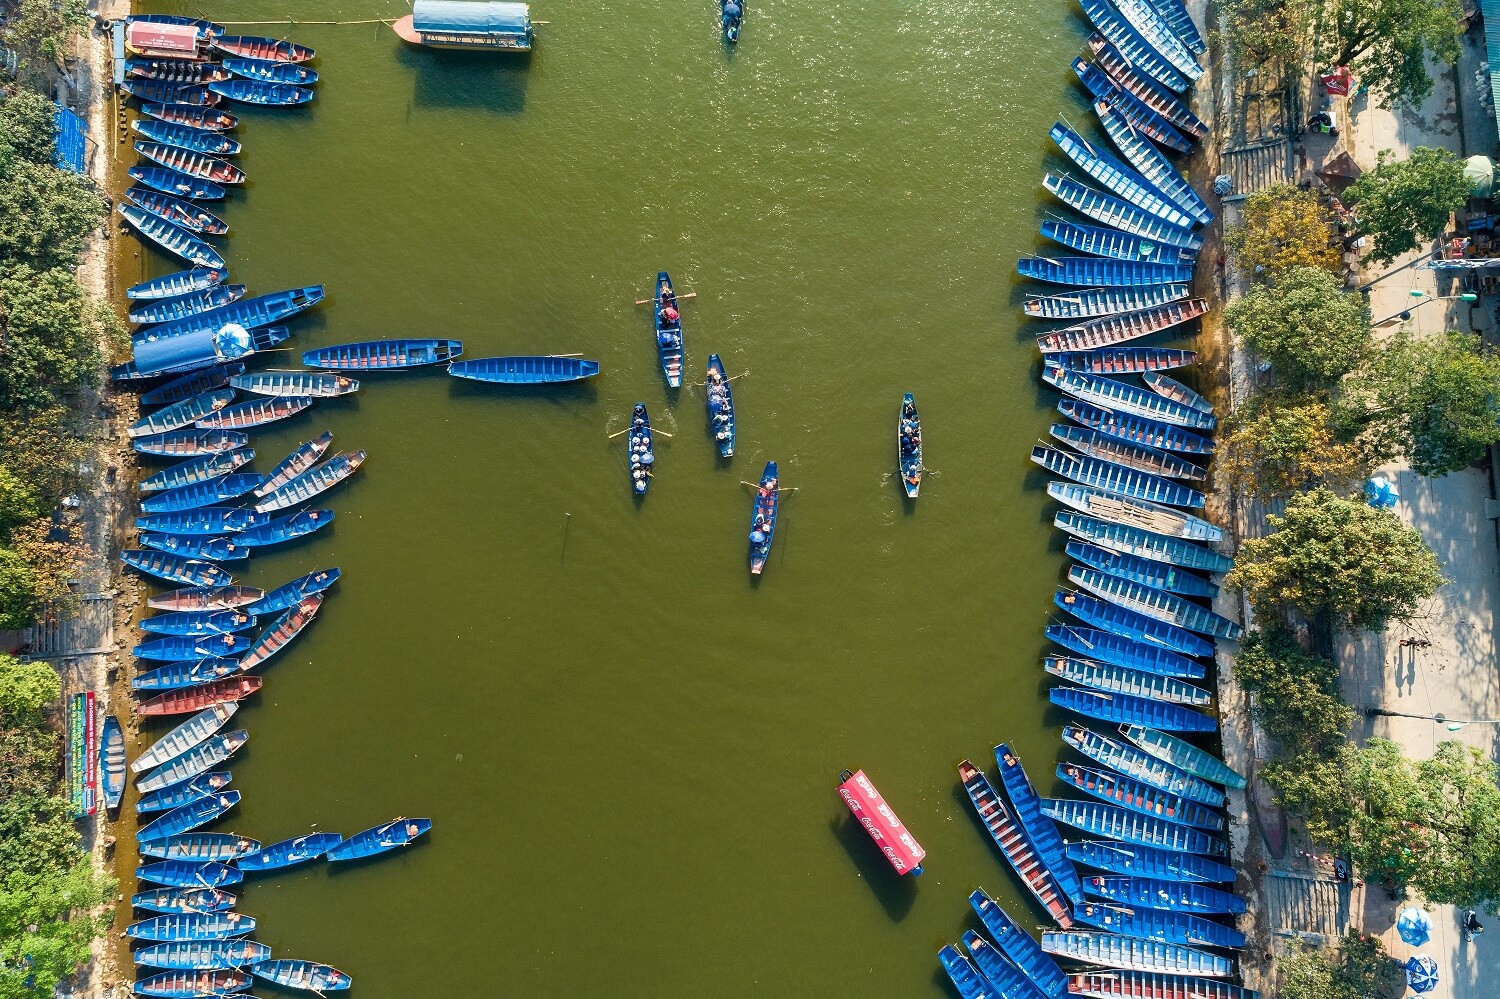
[838,770,926,876]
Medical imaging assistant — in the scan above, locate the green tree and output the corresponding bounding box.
[0,795,79,879]
[1346,147,1470,264]
[1225,266,1371,386]
[0,860,114,998]
[0,265,103,411]
[1220,396,1369,499]
[1278,932,1403,999]
[1,0,89,75]
[0,89,59,169]
[0,655,59,722]
[1336,330,1500,476]
[0,720,57,800]
[1228,486,1444,629]
[0,548,38,631]
[1316,0,1463,107]
[1220,0,1309,67]
[1225,184,1341,279]
[1234,627,1354,757]
[0,465,48,536]
[0,161,104,272]
[0,408,88,506]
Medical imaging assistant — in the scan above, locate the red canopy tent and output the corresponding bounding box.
[126,22,204,59]
[837,769,926,876]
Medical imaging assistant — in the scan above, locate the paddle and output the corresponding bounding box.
[608,426,674,439]
[634,291,699,305]
[740,482,799,494]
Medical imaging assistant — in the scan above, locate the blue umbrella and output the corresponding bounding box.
[1365,475,1400,509]
[1397,906,1432,946]
[1406,954,1439,994]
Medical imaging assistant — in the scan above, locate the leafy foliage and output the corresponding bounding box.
[0,654,59,722]
[1219,0,1309,67]
[1316,0,1463,108]
[0,721,56,801]
[1220,396,1369,499]
[0,795,79,880]
[0,860,113,999]
[1,0,89,77]
[1225,184,1341,279]
[0,465,47,536]
[7,521,85,622]
[0,548,38,632]
[0,264,103,411]
[1228,486,1444,629]
[0,162,104,272]
[1225,266,1370,387]
[0,89,58,169]
[0,408,87,507]
[1277,932,1403,999]
[1346,147,1471,263]
[1234,627,1354,758]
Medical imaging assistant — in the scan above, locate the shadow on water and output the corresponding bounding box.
[828,812,920,924]
[395,45,532,115]
[325,837,432,879]
[445,378,599,409]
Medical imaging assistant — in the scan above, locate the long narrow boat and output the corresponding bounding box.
[748,462,782,575]
[1033,446,1205,509]
[1144,371,1212,415]
[1078,0,1189,92]
[125,912,256,943]
[1039,218,1196,266]
[326,817,433,861]
[1043,799,1225,856]
[448,356,600,384]
[1054,506,1228,577]
[147,585,263,614]
[254,450,365,512]
[1105,0,1200,78]
[1088,35,1207,139]
[1050,685,1216,732]
[141,609,255,638]
[137,508,260,536]
[231,371,358,398]
[121,550,232,588]
[962,931,1049,999]
[138,731,250,794]
[1043,366,1215,431]
[141,103,239,131]
[254,432,334,496]
[898,394,922,498]
[1026,283,1191,321]
[1141,0,1206,51]
[133,705,238,774]
[137,676,261,717]
[133,428,246,457]
[958,760,1073,928]
[968,890,1069,997]
[135,860,242,889]
[208,78,315,105]
[140,449,253,492]
[1048,123,1196,228]
[247,568,341,615]
[117,204,227,270]
[251,960,352,992]
[937,944,993,999]
[124,13,224,36]
[1042,933,1231,977]
[722,0,743,42]
[1050,426,1205,483]
[1042,175,1200,250]
[212,35,316,62]
[1069,971,1259,999]
[139,534,243,568]
[1095,102,1212,226]
[130,284,244,325]
[1085,875,1246,914]
[1020,256,1194,288]
[133,286,325,343]
[1049,348,1197,376]
[140,832,261,863]
[130,885,237,915]
[239,831,344,872]
[1069,566,1244,640]
[101,715,126,810]
[132,658,242,692]
[128,268,228,302]
[1078,69,1198,152]
[223,55,319,84]
[1045,624,1204,679]
[994,744,1085,905]
[1071,901,1244,949]
[195,396,314,431]
[140,474,261,514]
[136,772,232,814]
[238,595,323,671]
[1049,483,1223,543]
[1058,763,1223,829]
[136,968,254,996]
[121,80,218,106]
[1062,723,1225,807]
[1058,398,1215,456]
[1055,589,1214,658]
[1037,299,1207,354]
[1045,656,1211,707]
[128,392,231,442]
[706,354,736,457]
[653,271,685,388]
[1121,725,1246,789]
[128,164,226,200]
[125,188,231,237]
[1066,840,1235,883]
[134,939,269,971]
[137,791,241,843]
[135,141,245,184]
[301,338,463,369]
[235,509,334,548]
[130,118,241,155]
[133,633,249,661]
[1066,541,1216,595]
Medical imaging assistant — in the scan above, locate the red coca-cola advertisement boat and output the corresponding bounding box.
[836,769,926,876]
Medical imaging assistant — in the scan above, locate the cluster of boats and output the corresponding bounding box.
[940,0,1257,996]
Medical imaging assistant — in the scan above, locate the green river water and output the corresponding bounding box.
[123,1,1135,994]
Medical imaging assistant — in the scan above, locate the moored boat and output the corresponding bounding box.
[139,449,254,492]
[235,509,334,548]
[137,790,242,843]
[1044,655,1211,708]
[1103,0,1200,78]
[1057,398,1216,456]
[1089,34,1208,138]
[139,832,261,863]
[898,394,922,498]
[1048,347,1197,375]
[938,944,992,999]
[128,164,226,200]
[254,451,365,512]
[652,272,685,388]
[133,938,268,971]
[247,568,341,615]
[208,78,315,105]
[139,536,245,568]
[1066,540,1215,594]
[1020,255,1194,288]
[239,831,344,871]
[125,912,256,943]
[1140,0,1206,51]
[1070,971,1257,999]
[1144,370,1213,414]
[138,731,250,794]
[212,35,316,63]
[133,286,325,342]
[1048,122,1196,228]
[1055,588,1215,659]
[130,282,243,324]
[132,658,242,692]
[137,676,262,717]
[133,428,247,457]
[1048,482,1223,543]
[101,715,126,810]
[127,389,235,440]
[1084,874,1246,914]
[138,509,262,537]
[627,403,654,495]
[254,432,334,496]
[447,355,600,384]
[1050,426,1206,482]
[1062,723,1225,807]
[120,549,232,588]
[326,817,432,860]
[136,772,232,814]
[238,595,323,671]
[1066,839,1235,883]
[958,760,1073,928]
[135,968,253,996]
[251,959,352,991]
[968,890,1069,997]
[962,931,1050,999]
[1074,60,1194,153]
[1042,175,1201,251]
[706,354,736,457]
[133,704,239,773]
[1095,100,1212,225]
[1057,763,1223,829]
[124,14,224,37]
[125,188,232,237]
[121,80,219,106]
[117,204,226,270]
[1050,684,1216,732]
[1045,623,1205,679]
[139,474,262,514]
[130,118,241,155]
[1043,365,1215,431]
[1071,900,1244,950]
[134,141,245,184]
[994,744,1085,905]
[301,338,463,369]
[135,860,242,889]
[1025,281,1191,320]
[230,371,358,398]
[1068,566,1244,640]
[1078,0,1189,92]
[130,885,237,916]
[1040,932,1232,977]
[1032,445,1205,509]
[141,103,239,131]
[1036,299,1208,353]
[223,55,319,84]
[1120,725,1247,789]
[195,396,315,431]
[133,633,249,661]
[1040,218,1197,265]
[748,462,782,575]
[127,267,228,302]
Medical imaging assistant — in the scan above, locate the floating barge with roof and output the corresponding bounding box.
[394,1,534,50]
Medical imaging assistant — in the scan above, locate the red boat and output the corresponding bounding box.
[240,595,323,671]
[212,35,316,63]
[149,585,264,612]
[836,769,926,876]
[137,677,262,716]
[959,760,1073,928]
[1068,970,1261,999]
[133,142,245,184]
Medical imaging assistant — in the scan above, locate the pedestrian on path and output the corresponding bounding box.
[1464,909,1484,940]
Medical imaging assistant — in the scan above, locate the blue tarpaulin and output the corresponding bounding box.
[53,104,86,174]
[412,1,530,35]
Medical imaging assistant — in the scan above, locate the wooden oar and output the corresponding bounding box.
[634,291,698,305]
[609,426,674,439]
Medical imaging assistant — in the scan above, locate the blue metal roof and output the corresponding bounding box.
[412,0,530,34]
[54,104,87,174]
[1484,0,1500,132]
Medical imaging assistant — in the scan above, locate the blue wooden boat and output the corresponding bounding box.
[1066,840,1235,883]
[135,860,242,889]
[117,204,226,270]
[195,396,315,431]
[133,632,249,661]
[326,817,433,861]
[1085,875,1245,914]
[132,658,242,692]
[1020,256,1194,288]
[627,403,654,495]
[137,507,262,536]
[223,56,319,84]
[1144,371,1212,415]
[139,832,261,862]
[1101,0,1199,78]
[254,450,365,512]
[129,389,235,439]
[968,890,1069,997]
[1025,281,1191,321]
[1070,971,1260,999]
[1088,34,1207,138]
[1121,725,1247,789]
[124,188,231,238]
[141,103,239,131]
[301,338,463,369]
[1071,900,1244,950]
[722,0,744,41]
[133,704,239,774]
[254,325,292,350]
[238,594,323,671]
[1061,724,1224,807]
[1050,684,1216,732]
[706,354,736,457]
[138,731,250,794]
[140,449,254,493]
[137,772,233,814]
[133,286,325,342]
[133,428,246,457]
[121,80,218,106]
[1037,300,1208,354]
[1032,445,1205,509]
[1066,541,1215,595]
[125,912,256,943]
[235,509,334,548]
[247,568,341,615]
[448,355,600,384]
[748,462,782,575]
[140,533,248,563]
[1043,366,1215,431]
[131,283,243,325]
[1045,623,1204,679]
[130,886,237,916]
[207,78,314,105]
[1078,66,1194,156]
[1056,763,1222,830]
[1042,932,1232,978]
[135,968,255,996]
[134,142,245,184]
[128,268,228,302]
[1048,123,1196,229]
[898,394,922,498]
[124,13,224,36]
[1058,399,1211,457]
[1055,589,1215,658]
[962,931,1050,999]
[239,831,344,871]
[131,118,241,156]
[937,944,992,999]
[134,939,269,971]
[138,790,241,843]
[995,744,1085,905]
[1040,218,1196,266]
[1069,567,1244,640]
[1050,427,1205,483]
[254,432,334,497]
[213,35,316,62]
[128,62,224,86]
[128,164,226,200]
[1041,175,1201,251]
[653,272,685,388]
[1045,655,1211,707]
[140,474,262,514]
[1094,102,1212,226]
[101,715,126,810]
[120,550,232,587]
[1041,799,1225,856]
[1051,488,1209,550]
[251,959,352,991]
[231,371,358,398]
[1078,0,1189,92]
[1140,0,1205,52]
[958,760,1074,927]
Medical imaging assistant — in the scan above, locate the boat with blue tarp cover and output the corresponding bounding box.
[1049,684,1216,732]
[120,550,231,587]
[968,890,1069,997]
[136,772,232,814]
[1056,762,1223,829]
[1049,348,1198,376]
[1078,0,1189,92]
[1145,370,1212,414]
[138,732,250,795]
[1072,900,1244,949]
[139,831,261,862]
[132,633,248,661]
[135,860,242,888]
[1069,566,1244,640]
[1066,840,1235,883]
[1037,299,1208,354]
[1019,256,1195,287]
[994,744,1085,905]
[1074,62,1194,153]
[101,716,126,810]
[130,885,237,915]
[133,704,238,773]
[140,609,255,637]
[448,355,600,384]
[251,959,352,991]
[133,427,246,457]
[1062,723,1225,807]
[117,205,226,270]
[1056,589,1215,658]
[1044,366,1215,431]
[1066,541,1216,594]
[239,831,344,871]
[748,462,782,575]
[128,268,227,302]
[1049,483,1223,543]
[962,931,1049,999]
[137,508,262,536]
[958,760,1074,927]
[706,354,736,456]
[134,968,253,997]
[1069,970,1260,999]
[627,403,654,495]
[140,532,246,563]
[1032,445,1205,509]
[254,451,365,512]
[1042,175,1201,250]
[1041,932,1233,977]
[327,817,432,860]
[124,188,231,237]
[137,790,241,843]
[1105,0,1200,77]
[1058,398,1215,455]
[235,509,334,548]
[133,939,268,970]
[134,142,244,184]
[1045,623,1204,679]
[238,595,323,671]
[255,432,334,496]
[121,80,218,106]
[128,389,234,439]
[231,371,358,397]
[125,912,255,942]
[196,396,314,431]
[140,474,261,514]
[208,78,315,105]
[132,658,241,692]
[1055,514,1229,578]
[223,56,319,84]
[141,103,239,131]
[1044,655,1211,707]
[140,449,253,492]
[1121,725,1247,789]
[652,272,685,387]
[1026,282,1191,321]
[132,286,324,343]
[1088,35,1208,139]
[1084,875,1246,914]
[247,568,340,615]
[1050,426,1205,482]
[938,944,992,999]
[128,164,225,200]
[130,119,241,156]
[1040,219,1197,265]
[130,283,243,324]
[302,338,463,369]
[213,35,316,62]
[1048,123,1196,228]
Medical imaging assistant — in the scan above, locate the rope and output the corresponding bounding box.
[212,18,398,26]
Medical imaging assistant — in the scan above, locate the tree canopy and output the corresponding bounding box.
[0,655,59,722]
[1225,266,1371,386]
[1220,396,1369,499]
[1234,627,1355,758]
[1346,147,1470,264]
[0,164,104,272]
[0,90,57,170]
[1220,0,1309,67]
[1316,0,1464,108]
[1225,184,1341,279]
[1277,931,1403,999]
[1,0,89,78]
